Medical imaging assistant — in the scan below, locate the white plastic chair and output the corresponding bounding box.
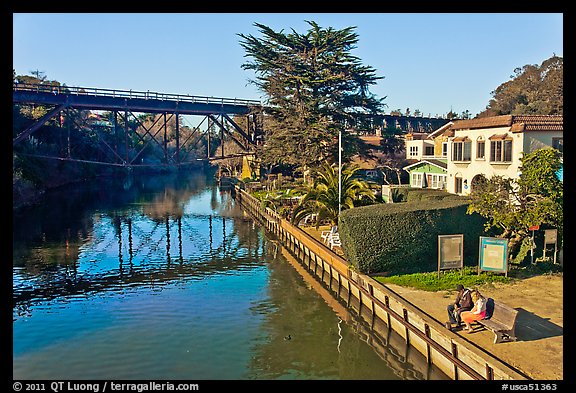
[321,226,338,243]
[328,233,342,250]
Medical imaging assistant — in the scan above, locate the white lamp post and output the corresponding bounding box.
[338,129,342,219]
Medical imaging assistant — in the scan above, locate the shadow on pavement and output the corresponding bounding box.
[514,308,563,341]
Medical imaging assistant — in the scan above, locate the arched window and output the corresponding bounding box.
[476,136,485,159]
[471,174,487,193]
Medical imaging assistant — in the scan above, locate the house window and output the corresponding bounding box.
[453,140,471,161]
[430,174,447,189]
[411,172,423,188]
[409,146,419,157]
[455,177,463,194]
[442,142,448,157]
[552,138,563,153]
[490,140,513,162]
[425,146,435,156]
[477,140,485,159]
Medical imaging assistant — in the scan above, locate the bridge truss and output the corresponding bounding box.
[13,83,264,168]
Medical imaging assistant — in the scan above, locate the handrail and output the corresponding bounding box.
[355,279,485,380]
[13,82,262,107]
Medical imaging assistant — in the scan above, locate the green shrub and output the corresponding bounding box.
[406,188,452,203]
[338,200,489,275]
[510,237,532,265]
[251,190,268,200]
[421,194,447,201]
[443,194,472,202]
[391,187,408,202]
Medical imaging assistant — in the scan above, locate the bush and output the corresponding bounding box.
[391,187,408,202]
[406,188,452,203]
[338,200,489,275]
[510,237,532,265]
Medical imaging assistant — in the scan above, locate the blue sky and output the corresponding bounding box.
[13,13,563,118]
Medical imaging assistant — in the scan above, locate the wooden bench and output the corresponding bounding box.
[476,299,519,344]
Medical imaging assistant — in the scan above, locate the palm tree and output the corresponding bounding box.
[291,162,375,227]
[260,188,301,219]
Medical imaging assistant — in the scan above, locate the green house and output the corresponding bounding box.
[402,159,448,189]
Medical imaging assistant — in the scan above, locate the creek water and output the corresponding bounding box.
[13,170,448,380]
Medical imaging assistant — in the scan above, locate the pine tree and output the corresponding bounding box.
[239,21,384,172]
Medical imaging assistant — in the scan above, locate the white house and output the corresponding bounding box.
[446,115,563,195]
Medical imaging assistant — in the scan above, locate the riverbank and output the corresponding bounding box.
[303,225,563,380]
[13,165,212,211]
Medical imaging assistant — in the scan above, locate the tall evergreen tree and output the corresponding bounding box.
[239,21,384,172]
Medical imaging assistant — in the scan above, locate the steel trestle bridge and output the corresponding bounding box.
[13,83,264,168]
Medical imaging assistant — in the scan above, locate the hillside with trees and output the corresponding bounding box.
[478,55,563,117]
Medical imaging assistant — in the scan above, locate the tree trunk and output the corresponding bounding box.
[506,232,525,261]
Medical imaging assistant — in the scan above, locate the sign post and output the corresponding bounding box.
[544,229,558,264]
[478,236,509,277]
[529,225,540,264]
[438,234,464,278]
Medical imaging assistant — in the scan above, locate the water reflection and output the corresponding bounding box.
[245,246,448,380]
[13,170,446,380]
[247,245,401,379]
[13,171,263,313]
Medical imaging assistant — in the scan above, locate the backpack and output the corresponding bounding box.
[484,298,495,319]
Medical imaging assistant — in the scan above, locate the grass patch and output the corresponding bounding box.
[511,261,563,279]
[372,266,512,292]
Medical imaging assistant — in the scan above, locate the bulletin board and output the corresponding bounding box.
[478,236,508,276]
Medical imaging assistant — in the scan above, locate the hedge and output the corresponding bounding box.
[338,200,489,275]
[406,188,465,203]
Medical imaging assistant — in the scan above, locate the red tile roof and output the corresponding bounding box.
[510,115,563,133]
[405,132,430,140]
[451,115,513,130]
[451,115,562,132]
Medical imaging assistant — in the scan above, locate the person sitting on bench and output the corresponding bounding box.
[460,290,487,334]
[445,284,473,330]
